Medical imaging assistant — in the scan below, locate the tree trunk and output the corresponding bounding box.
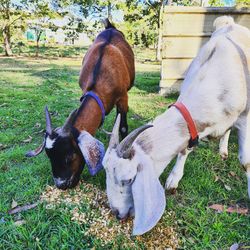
[156,2,164,61]
[3,26,13,56]
[36,39,39,57]
[36,31,42,57]
[107,1,112,21]
[2,1,13,56]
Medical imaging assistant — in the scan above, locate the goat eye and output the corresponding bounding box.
[121,179,133,186]
[72,153,77,160]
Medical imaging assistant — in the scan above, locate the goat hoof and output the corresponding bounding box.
[220,152,228,161]
[166,188,177,195]
[165,173,180,190]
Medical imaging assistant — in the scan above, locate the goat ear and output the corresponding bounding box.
[77,131,105,176]
[132,162,166,236]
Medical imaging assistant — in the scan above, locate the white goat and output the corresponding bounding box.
[103,16,250,236]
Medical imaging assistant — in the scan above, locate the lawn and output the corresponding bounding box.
[0,51,249,249]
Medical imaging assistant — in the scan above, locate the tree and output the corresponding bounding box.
[123,0,166,60]
[208,0,225,6]
[57,0,123,21]
[55,0,124,43]
[236,0,250,6]
[27,0,60,57]
[0,0,28,56]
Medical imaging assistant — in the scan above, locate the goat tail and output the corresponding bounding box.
[103,18,116,29]
[213,16,235,31]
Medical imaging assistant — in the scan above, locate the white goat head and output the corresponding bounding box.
[103,115,166,235]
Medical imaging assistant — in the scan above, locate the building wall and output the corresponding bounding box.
[159,6,250,95]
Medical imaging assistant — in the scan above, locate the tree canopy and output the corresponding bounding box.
[0,0,248,57]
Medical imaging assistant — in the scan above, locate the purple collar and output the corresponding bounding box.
[80,91,106,127]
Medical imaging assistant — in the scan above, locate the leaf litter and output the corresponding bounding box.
[22,136,32,143]
[40,181,179,249]
[11,199,18,209]
[8,202,39,215]
[14,220,26,226]
[208,204,248,215]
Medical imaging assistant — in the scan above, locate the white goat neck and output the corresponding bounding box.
[135,108,190,177]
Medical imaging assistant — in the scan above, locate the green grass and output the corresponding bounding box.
[0,54,249,249]
[0,44,89,58]
[0,43,157,62]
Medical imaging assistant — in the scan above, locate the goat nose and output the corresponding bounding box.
[57,182,68,190]
[112,208,123,220]
[54,178,68,190]
[116,213,122,220]
[112,208,119,217]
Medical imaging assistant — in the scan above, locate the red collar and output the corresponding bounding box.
[171,102,199,148]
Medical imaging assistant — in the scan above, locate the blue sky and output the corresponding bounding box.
[224,0,235,6]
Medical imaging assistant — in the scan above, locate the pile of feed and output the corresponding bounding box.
[40,181,179,249]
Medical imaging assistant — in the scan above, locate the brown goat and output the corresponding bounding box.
[26,19,135,190]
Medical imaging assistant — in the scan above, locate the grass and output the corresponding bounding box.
[0,43,158,62]
[0,44,89,58]
[0,51,249,249]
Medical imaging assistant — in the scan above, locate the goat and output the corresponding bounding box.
[102,16,250,235]
[26,19,135,190]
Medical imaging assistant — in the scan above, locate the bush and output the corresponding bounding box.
[236,0,250,6]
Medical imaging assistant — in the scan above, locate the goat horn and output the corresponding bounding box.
[108,114,121,149]
[62,109,78,133]
[45,106,52,135]
[117,124,153,159]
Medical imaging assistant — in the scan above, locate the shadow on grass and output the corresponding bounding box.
[0,58,162,98]
[25,45,88,58]
[0,57,79,70]
[0,45,89,58]
[134,71,160,94]
[166,92,179,100]
[0,58,81,91]
[32,67,79,83]
[0,57,30,67]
